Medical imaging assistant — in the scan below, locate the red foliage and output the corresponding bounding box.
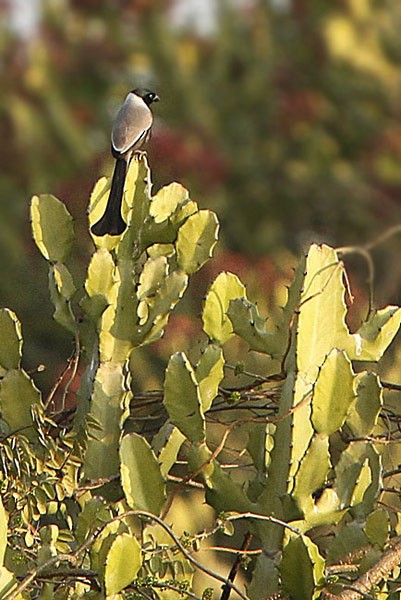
[201,248,283,294]
[149,127,227,192]
[278,89,325,132]
[152,313,203,359]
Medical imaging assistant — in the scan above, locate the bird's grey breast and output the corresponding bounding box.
[111,92,153,155]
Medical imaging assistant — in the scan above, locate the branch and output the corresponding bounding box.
[6,510,250,600]
[321,536,401,599]
[110,511,251,600]
[137,581,203,600]
[160,422,238,520]
[220,532,252,600]
[225,512,302,536]
[381,380,401,392]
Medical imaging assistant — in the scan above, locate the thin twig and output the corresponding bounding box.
[160,423,237,520]
[6,510,250,600]
[224,512,301,536]
[224,364,281,384]
[321,536,401,600]
[364,224,401,252]
[220,532,252,600]
[337,246,374,318]
[202,546,262,556]
[109,511,250,600]
[149,582,202,600]
[45,332,80,412]
[382,380,401,392]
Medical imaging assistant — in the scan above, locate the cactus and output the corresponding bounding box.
[0,497,20,597]
[202,271,246,344]
[120,433,166,515]
[195,344,224,411]
[1,159,398,598]
[280,535,325,600]
[31,154,219,491]
[0,309,42,442]
[164,352,205,443]
[160,242,401,599]
[311,349,356,435]
[104,533,142,596]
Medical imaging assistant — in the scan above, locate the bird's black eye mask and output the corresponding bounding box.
[144,92,159,105]
[131,88,159,105]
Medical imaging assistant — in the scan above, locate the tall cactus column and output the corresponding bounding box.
[85,153,220,485]
[31,154,219,491]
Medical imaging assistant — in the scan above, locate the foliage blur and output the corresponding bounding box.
[2,0,401,385]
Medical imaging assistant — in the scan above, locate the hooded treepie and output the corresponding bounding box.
[91,88,159,236]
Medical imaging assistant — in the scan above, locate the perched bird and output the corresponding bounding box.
[91,88,159,236]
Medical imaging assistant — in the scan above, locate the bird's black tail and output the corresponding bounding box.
[91,158,127,236]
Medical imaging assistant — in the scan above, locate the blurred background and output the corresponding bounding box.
[2,0,401,390]
[3,1,401,593]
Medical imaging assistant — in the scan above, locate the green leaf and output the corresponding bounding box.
[171,199,199,225]
[109,256,139,342]
[195,344,224,411]
[247,554,280,600]
[150,182,190,223]
[0,309,22,371]
[203,272,246,344]
[228,297,281,357]
[204,461,252,513]
[176,210,219,274]
[287,388,314,492]
[311,350,356,435]
[135,270,189,346]
[142,524,194,583]
[247,424,268,474]
[31,194,74,262]
[346,372,383,437]
[352,306,401,361]
[0,566,19,598]
[49,264,77,332]
[98,304,134,363]
[137,256,168,303]
[85,248,115,299]
[280,535,325,600]
[164,352,205,443]
[327,522,368,565]
[293,434,331,512]
[187,440,251,512]
[53,263,76,299]
[0,370,41,437]
[105,533,142,596]
[147,243,175,258]
[364,509,389,548]
[0,497,7,566]
[275,252,307,370]
[334,442,380,510]
[82,248,116,322]
[120,433,166,515]
[156,425,186,478]
[76,497,111,544]
[351,459,372,506]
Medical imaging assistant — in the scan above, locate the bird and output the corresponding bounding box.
[91,88,159,236]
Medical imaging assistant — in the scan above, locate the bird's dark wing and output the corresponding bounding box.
[111,94,153,155]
